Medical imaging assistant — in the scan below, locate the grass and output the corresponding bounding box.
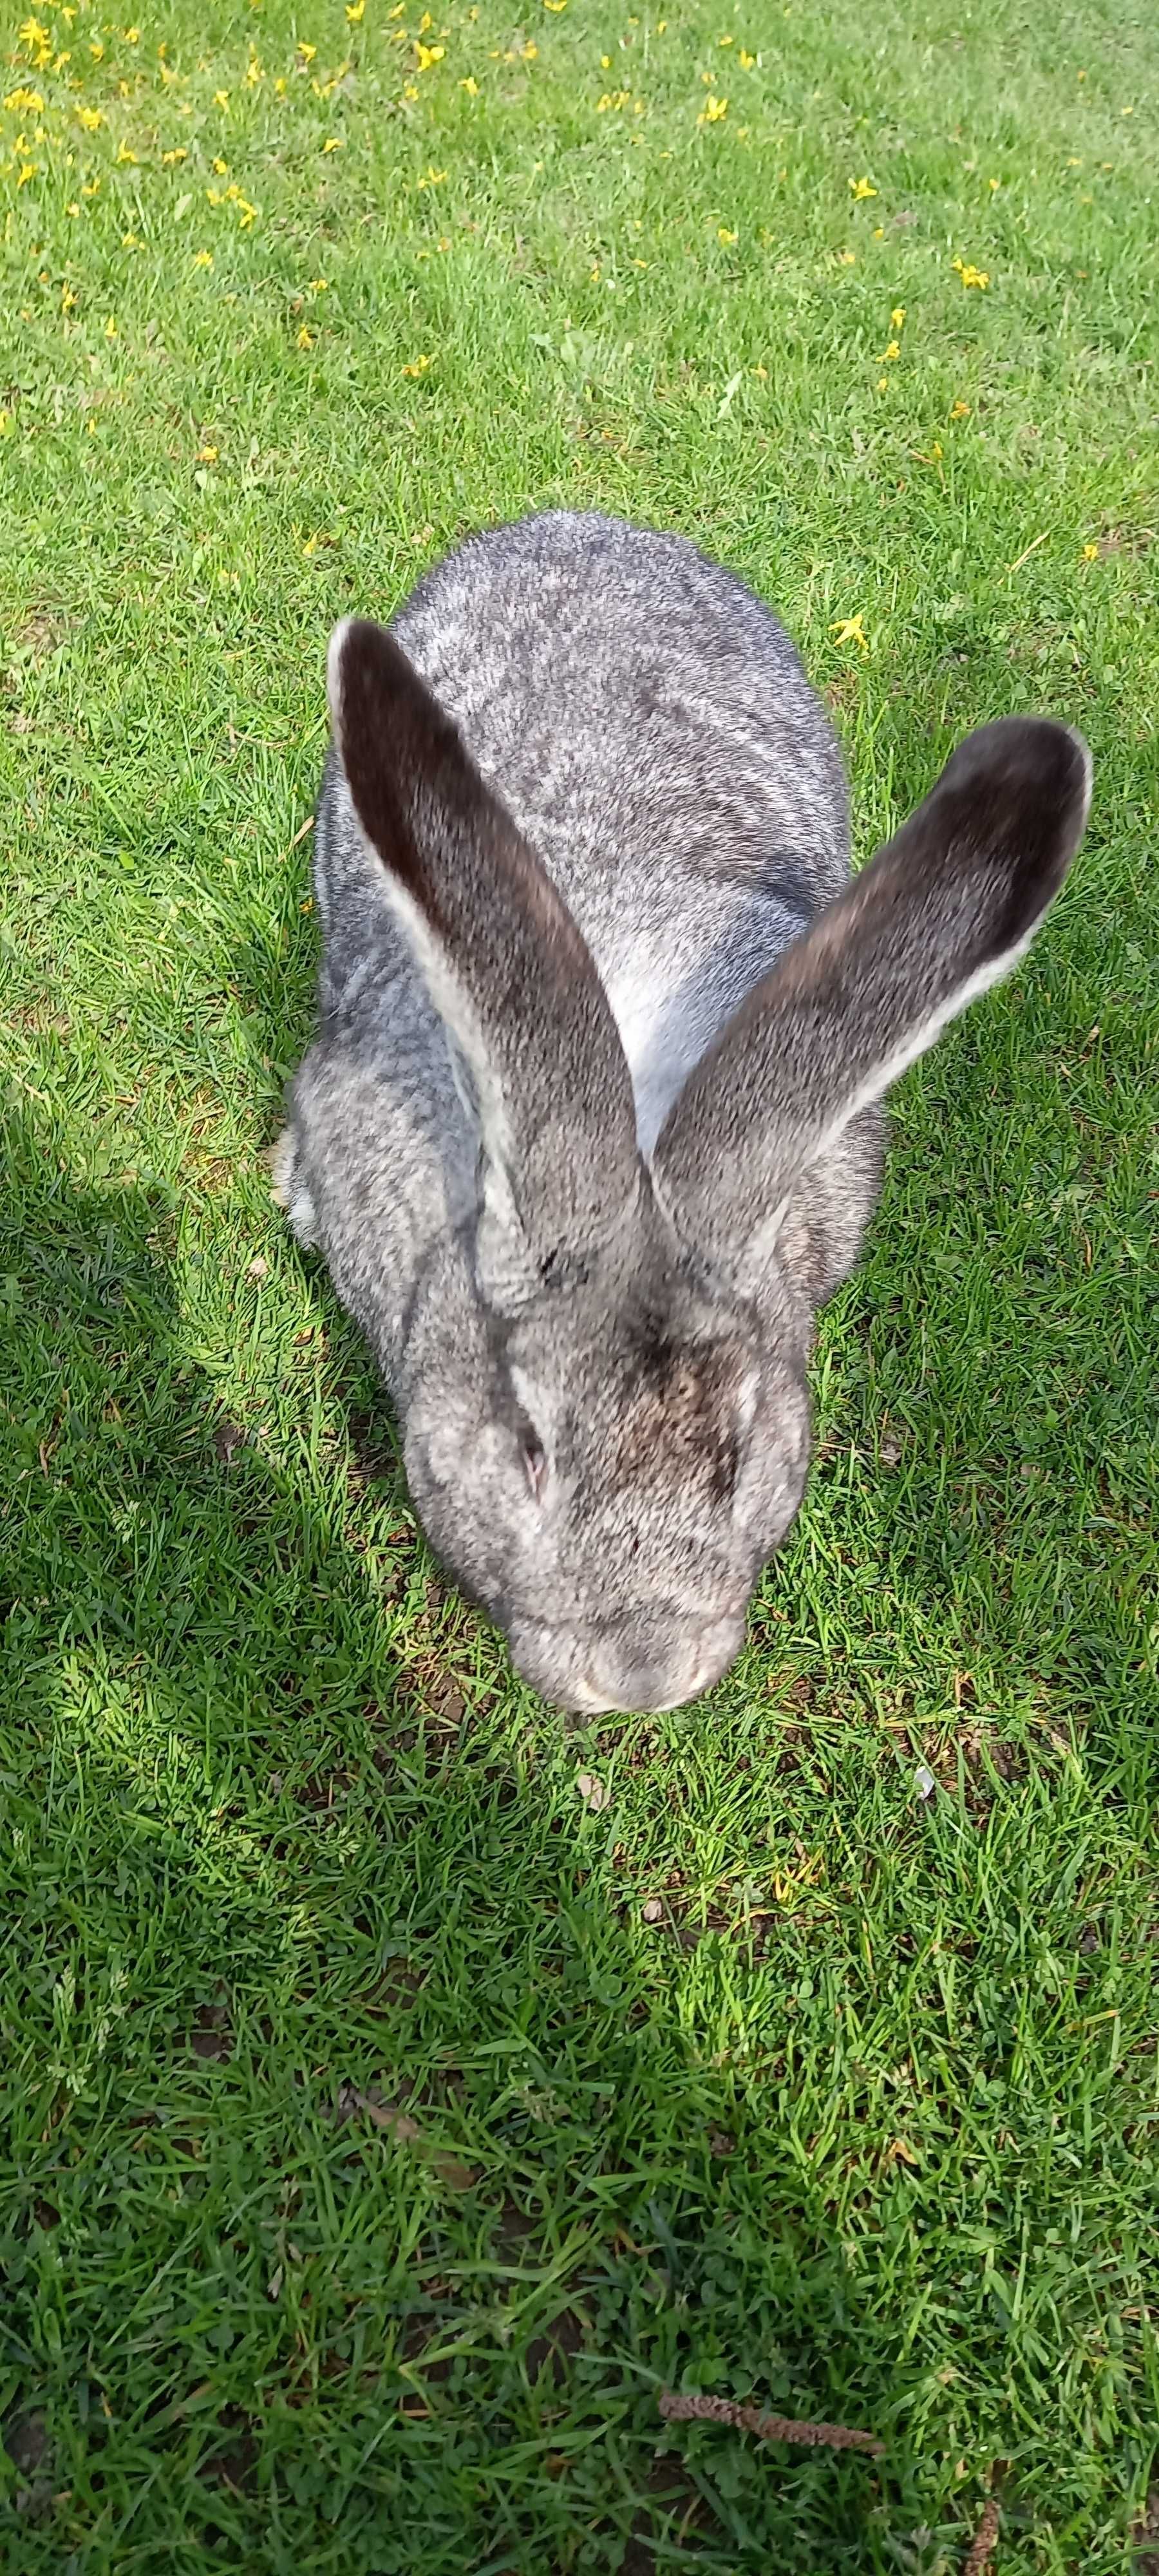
[1,0,1158,2566]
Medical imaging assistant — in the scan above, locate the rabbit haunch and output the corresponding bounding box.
[276,511,1091,1715]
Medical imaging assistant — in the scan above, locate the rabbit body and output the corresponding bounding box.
[278,510,1089,1714]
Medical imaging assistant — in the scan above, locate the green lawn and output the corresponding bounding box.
[3,0,1158,2567]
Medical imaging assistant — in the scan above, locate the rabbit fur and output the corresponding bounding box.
[275,511,1091,1715]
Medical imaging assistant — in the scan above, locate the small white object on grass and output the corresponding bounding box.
[914,1764,937,1800]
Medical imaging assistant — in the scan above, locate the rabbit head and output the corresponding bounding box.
[328,619,1091,1713]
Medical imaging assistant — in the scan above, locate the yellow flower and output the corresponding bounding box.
[296,323,314,347]
[417,163,446,185]
[275,75,287,93]
[17,160,39,185]
[162,146,187,163]
[61,282,77,310]
[544,1,569,12]
[522,39,537,56]
[82,176,100,195]
[18,18,50,51]
[5,86,44,111]
[76,103,102,128]
[66,199,79,214]
[197,442,218,460]
[831,613,869,652]
[121,230,141,247]
[950,398,970,418]
[90,38,104,56]
[876,374,889,392]
[116,143,138,164]
[699,93,728,121]
[952,256,990,289]
[124,24,140,42]
[880,339,901,361]
[415,40,444,66]
[213,156,229,174]
[214,88,230,108]
[298,41,317,61]
[346,0,366,18]
[104,314,118,337]
[402,351,432,375]
[323,134,343,149]
[193,248,213,266]
[890,304,905,328]
[1081,542,1098,560]
[308,275,328,291]
[459,74,478,91]
[402,80,418,97]
[849,175,876,199]
[247,55,263,82]
[738,47,754,67]
[717,225,737,244]
[837,247,856,265]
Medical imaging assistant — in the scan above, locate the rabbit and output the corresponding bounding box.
[274,510,1091,1716]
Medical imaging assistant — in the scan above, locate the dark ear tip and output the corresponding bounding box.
[327,617,413,730]
[941,715,1093,843]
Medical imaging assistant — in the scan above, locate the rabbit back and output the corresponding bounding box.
[315,510,849,1157]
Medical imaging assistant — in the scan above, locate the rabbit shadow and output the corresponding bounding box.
[5,1098,927,2571]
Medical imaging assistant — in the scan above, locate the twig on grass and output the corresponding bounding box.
[657,2389,883,2457]
[963,2496,1001,2575]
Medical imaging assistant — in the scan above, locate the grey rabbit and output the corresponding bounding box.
[274,511,1091,1714]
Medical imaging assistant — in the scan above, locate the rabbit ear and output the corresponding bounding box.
[327,619,640,1299]
[654,717,1092,1281]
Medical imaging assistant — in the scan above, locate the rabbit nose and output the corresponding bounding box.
[587,1649,713,1716]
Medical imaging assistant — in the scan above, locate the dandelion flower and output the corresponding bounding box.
[880,339,901,361]
[162,146,187,163]
[459,74,478,91]
[1081,542,1098,560]
[193,248,213,266]
[76,103,102,128]
[61,282,77,310]
[699,93,728,121]
[323,134,343,149]
[346,0,366,18]
[849,175,876,200]
[950,399,970,418]
[831,614,869,652]
[416,40,444,66]
[739,48,755,68]
[104,314,118,337]
[296,323,314,348]
[298,41,317,61]
[124,25,140,43]
[876,374,889,392]
[5,84,44,111]
[890,304,905,328]
[952,256,990,289]
[402,351,432,375]
[717,225,737,244]
[198,442,218,460]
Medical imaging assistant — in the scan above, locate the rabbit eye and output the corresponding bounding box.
[519,1426,548,1501]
